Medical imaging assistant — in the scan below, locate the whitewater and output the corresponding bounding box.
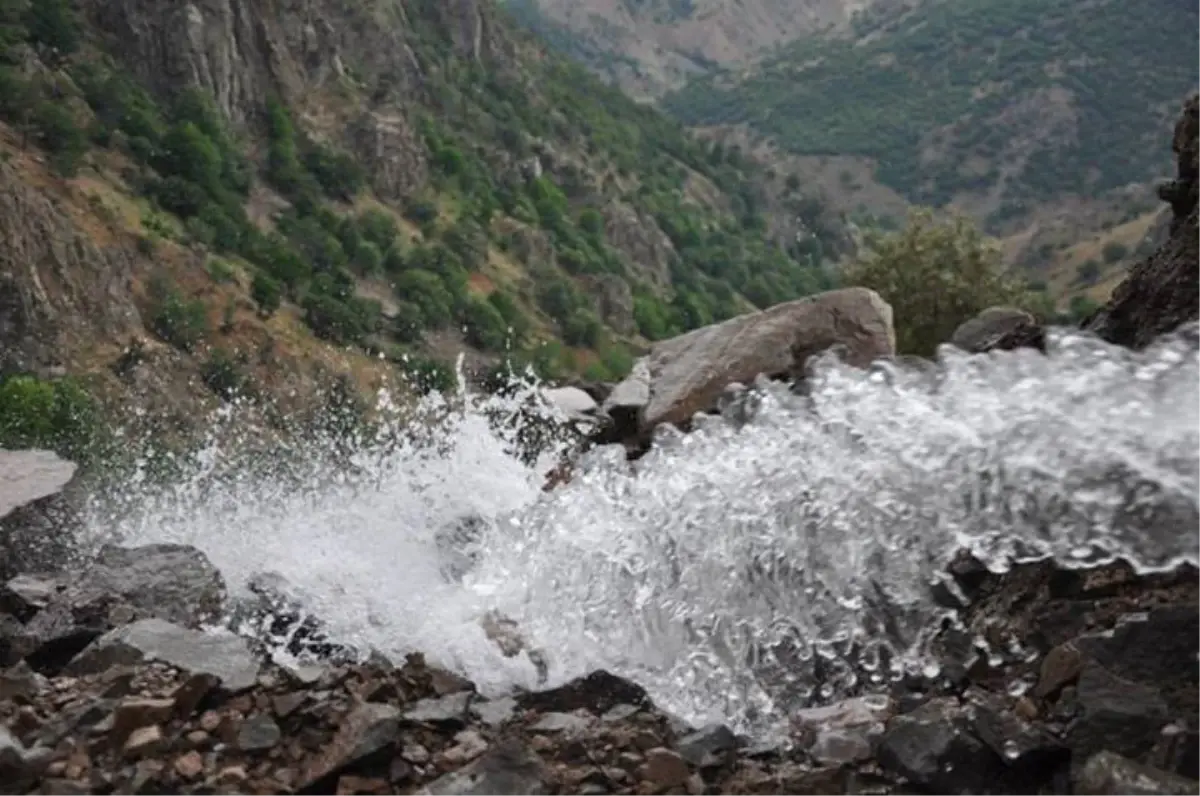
[82,324,1200,740]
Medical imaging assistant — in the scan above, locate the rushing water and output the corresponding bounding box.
[85,324,1200,739]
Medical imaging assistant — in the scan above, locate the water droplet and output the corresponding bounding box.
[1003,740,1021,760]
[922,662,942,679]
[1006,679,1029,697]
[987,653,1004,668]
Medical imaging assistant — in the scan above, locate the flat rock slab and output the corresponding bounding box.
[0,450,76,520]
[66,618,259,692]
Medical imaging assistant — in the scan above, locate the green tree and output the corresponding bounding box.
[251,271,282,317]
[842,208,1029,356]
[0,0,29,62]
[462,297,510,351]
[32,101,86,175]
[1101,241,1129,264]
[157,121,223,194]
[24,0,78,59]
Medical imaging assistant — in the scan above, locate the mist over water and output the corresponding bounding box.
[83,325,1200,739]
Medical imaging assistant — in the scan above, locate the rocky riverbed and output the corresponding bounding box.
[0,519,1196,795]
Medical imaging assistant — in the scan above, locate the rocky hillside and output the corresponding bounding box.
[0,0,848,456]
[502,0,896,100]
[512,0,1197,306]
[663,0,1197,230]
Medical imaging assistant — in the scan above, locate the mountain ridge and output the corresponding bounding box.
[511,0,1198,306]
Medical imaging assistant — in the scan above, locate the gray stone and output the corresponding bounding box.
[876,697,1000,793]
[600,703,641,723]
[1069,661,1169,762]
[66,618,259,691]
[676,723,738,767]
[965,688,1064,765]
[0,450,75,519]
[0,724,28,766]
[530,711,591,733]
[793,695,894,767]
[2,574,61,615]
[542,387,600,420]
[299,702,402,790]
[404,691,473,727]
[472,696,518,728]
[236,713,281,751]
[77,544,227,628]
[420,738,547,795]
[0,450,78,581]
[950,307,1038,353]
[1075,750,1199,795]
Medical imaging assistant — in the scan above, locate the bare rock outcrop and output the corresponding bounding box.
[1084,93,1199,349]
[0,450,79,583]
[602,287,895,445]
[0,161,142,375]
[601,201,675,289]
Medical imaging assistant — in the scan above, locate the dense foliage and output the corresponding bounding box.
[663,0,1199,226]
[0,0,845,389]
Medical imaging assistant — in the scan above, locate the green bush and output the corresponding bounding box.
[390,301,425,343]
[251,271,282,317]
[1101,241,1129,264]
[201,349,249,400]
[562,308,602,347]
[462,297,510,351]
[401,356,456,395]
[1075,259,1102,286]
[33,101,86,176]
[24,0,79,59]
[149,285,209,352]
[0,374,103,463]
[302,289,379,346]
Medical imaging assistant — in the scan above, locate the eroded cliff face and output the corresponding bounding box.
[76,0,510,126]
[0,141,401,440]
[1085,94,1199,349]
[0,157,142,377]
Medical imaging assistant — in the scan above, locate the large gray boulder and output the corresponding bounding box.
[602,287,895,444]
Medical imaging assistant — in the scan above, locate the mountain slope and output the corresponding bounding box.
[0,0,848,448]
[663,0,1199,230]
[503,0,887,99]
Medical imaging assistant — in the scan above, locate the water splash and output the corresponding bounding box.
[83,325,1199,739]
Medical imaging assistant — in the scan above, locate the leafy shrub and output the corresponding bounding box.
[391,301,425,343]
[400,356,456,395]
[148,283,209,352]
[251,271,282,317]
[1075,259,1102,286]
[201,349,249,400]
[32,101,86,175]
[462,297,510,351]
[0,374,103,463]
[562,308,602,347]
